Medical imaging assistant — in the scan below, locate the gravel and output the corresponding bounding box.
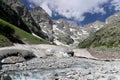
[1,44,120,80]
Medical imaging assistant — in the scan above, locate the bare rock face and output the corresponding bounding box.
[53,19,79,47]
[52,19,105,47]
[2,0,49,40]
[106,12,120,24]
[29,7,54,41]
[83,21,105,34]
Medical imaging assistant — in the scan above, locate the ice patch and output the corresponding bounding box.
[82,30,89,35]
[32,33,41,39]
[70,28,76,32]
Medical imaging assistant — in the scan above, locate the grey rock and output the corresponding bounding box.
[1,56,25,64]
[108,76,118,80]
[87,75,94,80]
[0,49,35,60]
[1,74,12,80]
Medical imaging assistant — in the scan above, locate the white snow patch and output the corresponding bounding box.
[53,25,65,34]
[106,21,108,24]
[54,40,68,47]
[94,26,100,30]
[32,33,42,39]
[77,32,82,35]
[82,30,89,35]
[90,26,93,28]
[44,26,47,28]
[53,25,57,31]
[42,29,47,33]
[70,28,76,32]
[56,21,61,23]
[115,14,118,16]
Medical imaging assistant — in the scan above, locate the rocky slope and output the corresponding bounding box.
[0,18,49,46]
[106,12,120,24]
[29,7,53,41]
[0,0,31,33]
[0,0,49,47]
[52,19,105,47]
[83,21,105,34]
[78,12,120,59]
[2,0,49,40]
[79,12,120,48]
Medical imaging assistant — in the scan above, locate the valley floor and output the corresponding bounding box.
[0,44,120,80]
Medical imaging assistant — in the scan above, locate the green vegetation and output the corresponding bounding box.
[0,19,50,45]
[0,34,13,47]
[78,21,120,48]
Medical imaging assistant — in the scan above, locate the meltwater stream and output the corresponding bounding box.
[9,67,86,80]
[6,61,95,80]
[2,58,120,80]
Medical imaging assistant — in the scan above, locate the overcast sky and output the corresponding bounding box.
[21,0,120,26]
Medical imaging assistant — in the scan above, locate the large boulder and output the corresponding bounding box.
[0,49,35,64]
[1,56,25,64]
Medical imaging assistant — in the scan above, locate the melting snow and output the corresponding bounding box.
[94,26,100,30]
[70,28,76,32]
[54,40,68,47]
[53,25,65,34]
[82,30,89,35]
[53,25,57,31]
[77,32,82,35]
[114,14,118,16]
[32,33,41,39]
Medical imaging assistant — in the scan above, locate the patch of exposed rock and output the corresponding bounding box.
[106,12,120,24]
[52,19,105,47]
[83,21,105,34]
[29,7,54,41]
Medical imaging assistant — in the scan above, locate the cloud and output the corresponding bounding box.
[111,0,120,11]
[28,0,109,21]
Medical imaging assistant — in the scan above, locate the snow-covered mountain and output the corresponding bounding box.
[2,0,106,47]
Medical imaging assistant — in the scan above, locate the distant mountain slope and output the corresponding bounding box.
[78,19,120,48]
